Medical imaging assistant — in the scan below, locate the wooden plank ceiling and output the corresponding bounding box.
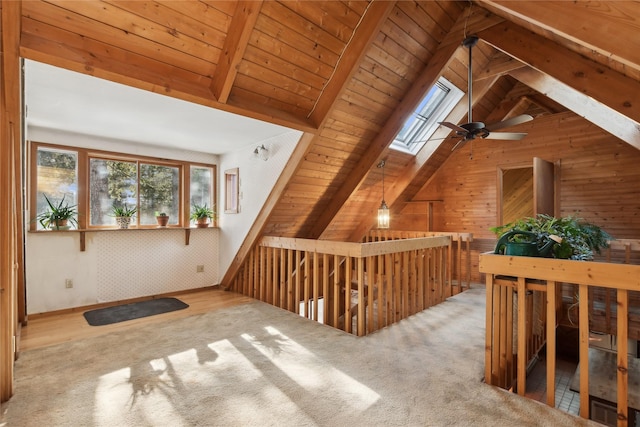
[11,0,640,280]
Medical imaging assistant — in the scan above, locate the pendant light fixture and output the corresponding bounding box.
[377,159,390,229]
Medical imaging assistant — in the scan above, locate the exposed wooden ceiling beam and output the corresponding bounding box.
[308,36,463,240]
[220,132,316,289]
[311,5,506,240]
[510,66,640,149]
[484,95,530,124]
[475,51,525,80]
[437,4,505,49]
[306,1,396,128]
[347,76,500,241]
[20,20,316,133]
[478,20,640,132]
[477,0,640,74]
[522,94,565,115]
[210,1,263,104]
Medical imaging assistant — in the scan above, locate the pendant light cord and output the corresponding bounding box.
[378,159,386,203]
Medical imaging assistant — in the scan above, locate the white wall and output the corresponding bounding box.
[28,126,219,163]
[25,127,221,314]
[218,130,301,275]
[26,229,218,314]
[24,127,301,314]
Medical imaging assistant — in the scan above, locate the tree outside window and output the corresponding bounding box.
[35,147,78,230]
[32,143,215,230]
[140,164,179,225]
[190,166,213,222]
[90,159,137,226]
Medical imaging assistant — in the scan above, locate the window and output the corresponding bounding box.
[190,165,214,214]
[390,77,464,155]
[89,159,137,227]
[34,147,78,230]
[89,159,180,227]
[30,142,215,230]
[139,164,179,225]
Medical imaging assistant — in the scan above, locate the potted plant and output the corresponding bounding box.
[111,203,137,229]
[190,203,215,228]
[155,212,169,227]
[34,194,78,230]
[490,214,612,260]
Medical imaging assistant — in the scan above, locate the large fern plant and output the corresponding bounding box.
[490,214,612,260]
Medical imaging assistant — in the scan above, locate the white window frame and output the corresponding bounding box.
[390,77,464,155]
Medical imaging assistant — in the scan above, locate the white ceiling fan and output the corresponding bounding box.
[439,35,533,151]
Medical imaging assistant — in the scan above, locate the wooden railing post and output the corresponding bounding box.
[295,250,302,315]
[517,276,527,396]
[323,253,329,325]
[357,257,365,336]
[313,251,319,321]
[304,250,310,319]
[618,289,629,427]
[578,283,590,420]
[344,256,352,334]
[485,273,494,385]
[367,255,375,333]
[546,280,556,408]
[332,254,340,327]
[287,249,294,312]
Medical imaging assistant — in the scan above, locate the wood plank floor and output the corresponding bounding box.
[19,287,254,352]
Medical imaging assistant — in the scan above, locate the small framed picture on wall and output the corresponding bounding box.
[225,168,239,213]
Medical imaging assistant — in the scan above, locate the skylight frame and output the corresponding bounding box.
[390,77,464,155]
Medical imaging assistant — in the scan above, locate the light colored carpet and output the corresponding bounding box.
[1,287,596,426]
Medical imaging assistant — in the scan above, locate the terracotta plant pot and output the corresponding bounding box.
[156,215,169,227]
[196,217,209,228]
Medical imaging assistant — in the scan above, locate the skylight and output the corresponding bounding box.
[391,77,464,155]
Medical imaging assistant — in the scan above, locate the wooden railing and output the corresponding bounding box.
[230,235,453,336]
[602,239,640,264]
[365,230,473,294]
[480,251,640,426]
[588,240,640,337]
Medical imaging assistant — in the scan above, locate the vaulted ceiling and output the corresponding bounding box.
[3,0,640,283]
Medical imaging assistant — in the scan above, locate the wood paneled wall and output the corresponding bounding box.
[399,111,640,281]
[1,0,24,402]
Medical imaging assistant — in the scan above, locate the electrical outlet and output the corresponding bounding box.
[65,279,73,288]
[196,265,204,273]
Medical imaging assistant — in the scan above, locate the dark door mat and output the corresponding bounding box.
[83,297,189,326]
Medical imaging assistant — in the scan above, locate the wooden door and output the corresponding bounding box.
[498,157,555,226]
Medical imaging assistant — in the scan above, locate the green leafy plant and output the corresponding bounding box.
[490,214,612,260]
[35,194,78,229]
[190,203,215,221]
[155,211,168,217]
[111,203,137,218]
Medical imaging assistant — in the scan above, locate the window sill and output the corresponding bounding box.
[29,226,218,251]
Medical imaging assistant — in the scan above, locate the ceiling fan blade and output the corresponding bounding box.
[486,114,533,132]
[484,132,528,140]
[439,121,468,134]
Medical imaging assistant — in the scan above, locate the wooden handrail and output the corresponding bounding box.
[480,254,640,290]
[262,235,451,257]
